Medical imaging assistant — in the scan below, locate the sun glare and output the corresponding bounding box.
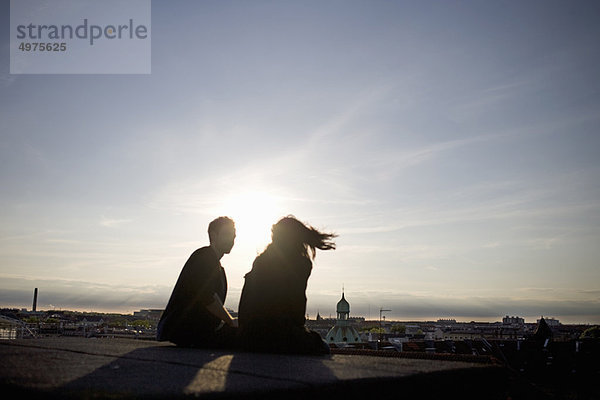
[220,191,283,252]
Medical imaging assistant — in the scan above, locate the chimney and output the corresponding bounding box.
[32,288,38,312]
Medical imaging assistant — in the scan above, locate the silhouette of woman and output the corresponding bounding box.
[238,216,336,354]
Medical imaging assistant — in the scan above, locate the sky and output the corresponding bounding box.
[1,0,599,324]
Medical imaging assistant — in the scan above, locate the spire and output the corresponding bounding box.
[336,289,350,316]
[534,316,552,342]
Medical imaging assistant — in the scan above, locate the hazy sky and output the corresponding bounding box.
[1,0,599,323]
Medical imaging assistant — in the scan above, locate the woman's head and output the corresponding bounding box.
[270,216,336,259]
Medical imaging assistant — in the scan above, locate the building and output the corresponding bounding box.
[326,292,362,345]
[133,309,164,322]
[79,316,105,328]
[537,317,560,327]
[433,328,483,341]
[436,319,457,325]
[503,315,525,326]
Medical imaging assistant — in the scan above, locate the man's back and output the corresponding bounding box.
[157,246,227,345]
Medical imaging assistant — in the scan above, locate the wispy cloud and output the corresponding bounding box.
[336,169,599,238]
[100,217,132,228]
[368,132,514,181]
[305,81,396,147]
[338,202,597,238]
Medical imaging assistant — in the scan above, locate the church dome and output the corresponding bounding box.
[326,325,361,344]
[337,292,350,313]
[327,291,362,345]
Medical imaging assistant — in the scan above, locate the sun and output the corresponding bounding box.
[220,191,284,252]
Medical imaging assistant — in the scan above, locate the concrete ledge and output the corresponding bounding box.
[1,337,508,399]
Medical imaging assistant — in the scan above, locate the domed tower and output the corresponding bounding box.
[336,292,350,322]
[326,291,361,345]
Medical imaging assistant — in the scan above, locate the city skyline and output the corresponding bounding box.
[1,1,599,324]
[0,285,594,325]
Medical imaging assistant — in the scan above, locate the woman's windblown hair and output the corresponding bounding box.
[270,216,336,259]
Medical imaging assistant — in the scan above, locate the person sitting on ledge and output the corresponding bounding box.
[157,216,238,348]
[238,216,336,355]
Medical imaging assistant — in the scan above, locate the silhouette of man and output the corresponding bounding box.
[157,216,238,348]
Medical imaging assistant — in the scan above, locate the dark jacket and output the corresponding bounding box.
[238,244,328,354]
[157,246,227,345]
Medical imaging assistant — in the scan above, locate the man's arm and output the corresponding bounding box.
[205,293,238,328]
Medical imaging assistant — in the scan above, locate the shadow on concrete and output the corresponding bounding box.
[58,345,229,398]
[225,351,338,397]
[54,345,339,399]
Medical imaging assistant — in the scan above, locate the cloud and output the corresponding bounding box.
[337,183,599,238]
[305,81,396,147]
[0,275,171,313]
[100,217,133,228]
[447,78,532,123]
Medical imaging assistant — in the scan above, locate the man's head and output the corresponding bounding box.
[208,216,236,256]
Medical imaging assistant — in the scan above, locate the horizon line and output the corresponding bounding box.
[3,305,598,325]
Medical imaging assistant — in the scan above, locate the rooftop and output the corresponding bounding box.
[0,337,511,399]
